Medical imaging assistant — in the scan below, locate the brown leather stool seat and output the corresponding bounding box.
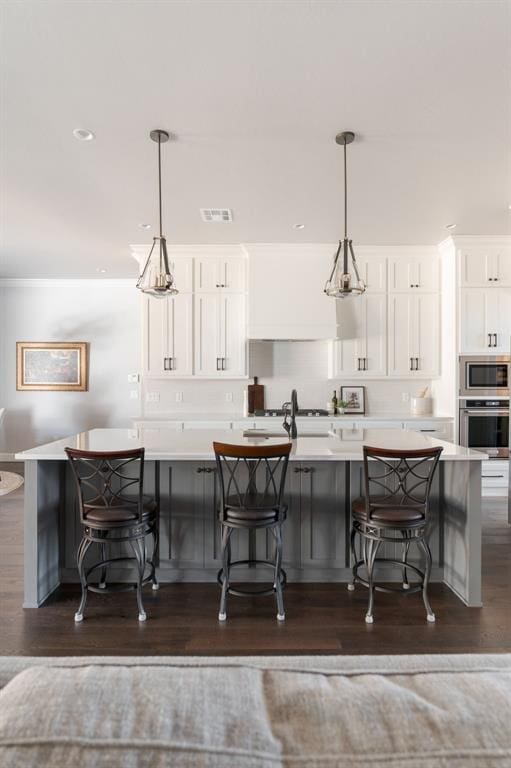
[352,497,425,525]
[84,498,157,525]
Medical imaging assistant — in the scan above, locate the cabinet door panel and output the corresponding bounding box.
[159,463,204,569]
[194,259,220,292]
[389,294,439,377]
[194,294,221,375]
[168,257,193,292]
[142,296,167,376]
[459,250,490,287]
[355,256,387,292]
[388,295,416,375]
[330,295,386,378]
[488,289,511,353]
[493,251,511,286]
[219,258,246,292]
[166,294,193,375]
[220,294,246,376]
[459,290,487,353]
[300,463,346,568]
[416,294,439,376]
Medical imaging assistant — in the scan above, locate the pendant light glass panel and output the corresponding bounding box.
[136,236,177,298]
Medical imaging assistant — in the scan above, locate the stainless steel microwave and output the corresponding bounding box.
[459,356,510,397]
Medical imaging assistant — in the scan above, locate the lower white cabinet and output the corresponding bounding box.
[403,420,452,441]
[141,294,193,377]
[388,294,439,377]
[481,459,509,497]
[194,293,246,377]
[330,294,387,378]
[459,289,511,354]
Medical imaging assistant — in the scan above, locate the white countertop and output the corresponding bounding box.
[16,428,485,462]
[133,413,453,422]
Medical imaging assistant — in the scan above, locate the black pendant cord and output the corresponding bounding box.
[344,137,348,240]
[157,135,163,273]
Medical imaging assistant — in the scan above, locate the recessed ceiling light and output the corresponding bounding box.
[293,223,305,230]
[73,128,95,141]
[96,268,107,273]
[508,205,511,210]
[445,223,457,230]
[139,223,151,229]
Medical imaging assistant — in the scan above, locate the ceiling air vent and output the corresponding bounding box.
[200,208,233,223]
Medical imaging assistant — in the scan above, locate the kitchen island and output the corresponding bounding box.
[16,428,486,609]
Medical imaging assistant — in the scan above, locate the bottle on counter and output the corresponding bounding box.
[331,390,338,415]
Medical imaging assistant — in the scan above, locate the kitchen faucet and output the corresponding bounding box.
[282,389,299,439]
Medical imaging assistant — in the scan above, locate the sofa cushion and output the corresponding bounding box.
[0,663,510,767]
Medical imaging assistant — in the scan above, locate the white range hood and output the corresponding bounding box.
[246,244,338,340]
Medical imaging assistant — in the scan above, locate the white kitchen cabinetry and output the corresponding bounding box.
[194,293,246,377]
[194,257,246,293]
[329,294,387,378]
[353,255,387,293]
[388,254,439,293]
[403,420,452,441]
[481,460,509,498]
[459,247,511,288]
[388,294,439,377]
[141,294,193,377]
[459,289,511,354]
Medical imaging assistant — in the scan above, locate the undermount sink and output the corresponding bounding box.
[243,429,332,439]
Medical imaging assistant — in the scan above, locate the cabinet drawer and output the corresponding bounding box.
[403,421,452,440]
[355,420,402,430]
[481,460,508,485]
[183,421,232,430]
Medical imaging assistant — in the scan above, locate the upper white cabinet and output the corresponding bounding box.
[194,257,246,293]
[329,294,387,378]
[459,246,511,287]
[459,289,511,354]
[194,293,246,377]
[388,294,439,377]
[141,293,193,377]
[388,252,439,292]
[140,249,247,379]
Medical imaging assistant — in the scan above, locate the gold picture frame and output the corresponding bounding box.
[16,342,88,391]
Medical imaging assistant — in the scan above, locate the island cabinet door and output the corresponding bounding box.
[158,462,206,570]
[299,462,347,569]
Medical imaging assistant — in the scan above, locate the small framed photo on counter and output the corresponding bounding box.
[341,385,365,414]
[16,342,88,391]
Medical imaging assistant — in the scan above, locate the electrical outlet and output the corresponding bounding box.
[175,392,183,403]
[225,392,233,403]
[127,373,140,383]
[130,389,139,399]
[401,392,410,403]
[146,392,160,403]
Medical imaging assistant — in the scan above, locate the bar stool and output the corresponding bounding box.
[348,445,442,624]
[213,441,292,622]
[65,447,158,623]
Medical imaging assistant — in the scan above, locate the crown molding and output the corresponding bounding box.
[129,243,248,264]
[0,279,136,288]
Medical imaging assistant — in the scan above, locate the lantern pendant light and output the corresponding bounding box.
[136,129,178,298]
[324,131,365,299]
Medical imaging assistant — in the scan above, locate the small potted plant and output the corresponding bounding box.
[337,399,349,415]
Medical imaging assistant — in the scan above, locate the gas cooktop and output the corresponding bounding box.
[253,409,329,417]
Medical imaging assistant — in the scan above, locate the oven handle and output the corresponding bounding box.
[461,409,509,415]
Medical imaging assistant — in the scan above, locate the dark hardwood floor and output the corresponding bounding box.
[0,485,510,656]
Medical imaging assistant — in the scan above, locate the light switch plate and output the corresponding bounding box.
[128,373,140,383]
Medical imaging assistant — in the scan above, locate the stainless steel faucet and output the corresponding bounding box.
[282,389,299,439]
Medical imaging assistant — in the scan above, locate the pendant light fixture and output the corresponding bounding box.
[324,131,365,298]
[136,129,178,298]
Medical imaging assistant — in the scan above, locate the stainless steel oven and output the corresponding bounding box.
[459,399,509,458]
[459,356,509,397]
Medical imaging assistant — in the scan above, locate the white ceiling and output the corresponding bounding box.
[1,0,510,278]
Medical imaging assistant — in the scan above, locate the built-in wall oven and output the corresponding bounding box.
[459,399,509,458]
[459,356,510,397]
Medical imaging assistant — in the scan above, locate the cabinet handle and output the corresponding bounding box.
[410,357,415,371]
[482,474,504,479]
[357,358,361,371]
[168,356,173,371]
[415,357,419,370]
[222,357,226,370]
[197,467,215,474]
[420,429,436,432]
[493,333,498,347]
[487,333,492,347]
[293,467,302,473]
[302,467,312,474]
[216,357,221,370]
[363,358,368,370]
[163,357,168,371]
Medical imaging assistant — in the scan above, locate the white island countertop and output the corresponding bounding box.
[16,428,487,462]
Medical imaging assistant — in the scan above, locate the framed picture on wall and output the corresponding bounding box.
[16,342,88,391]
[340,385,365,414]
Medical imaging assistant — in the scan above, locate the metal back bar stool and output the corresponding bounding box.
[349,445,442,624]
[213,441,292,622]
[65,447,158,623]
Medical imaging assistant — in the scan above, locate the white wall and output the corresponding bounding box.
[0,282,140,454]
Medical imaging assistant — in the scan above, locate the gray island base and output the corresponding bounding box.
[16,428,485,609]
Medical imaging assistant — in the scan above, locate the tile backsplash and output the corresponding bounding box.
[142,341,434,416]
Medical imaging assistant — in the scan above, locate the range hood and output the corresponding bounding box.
[246,244,339,340]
